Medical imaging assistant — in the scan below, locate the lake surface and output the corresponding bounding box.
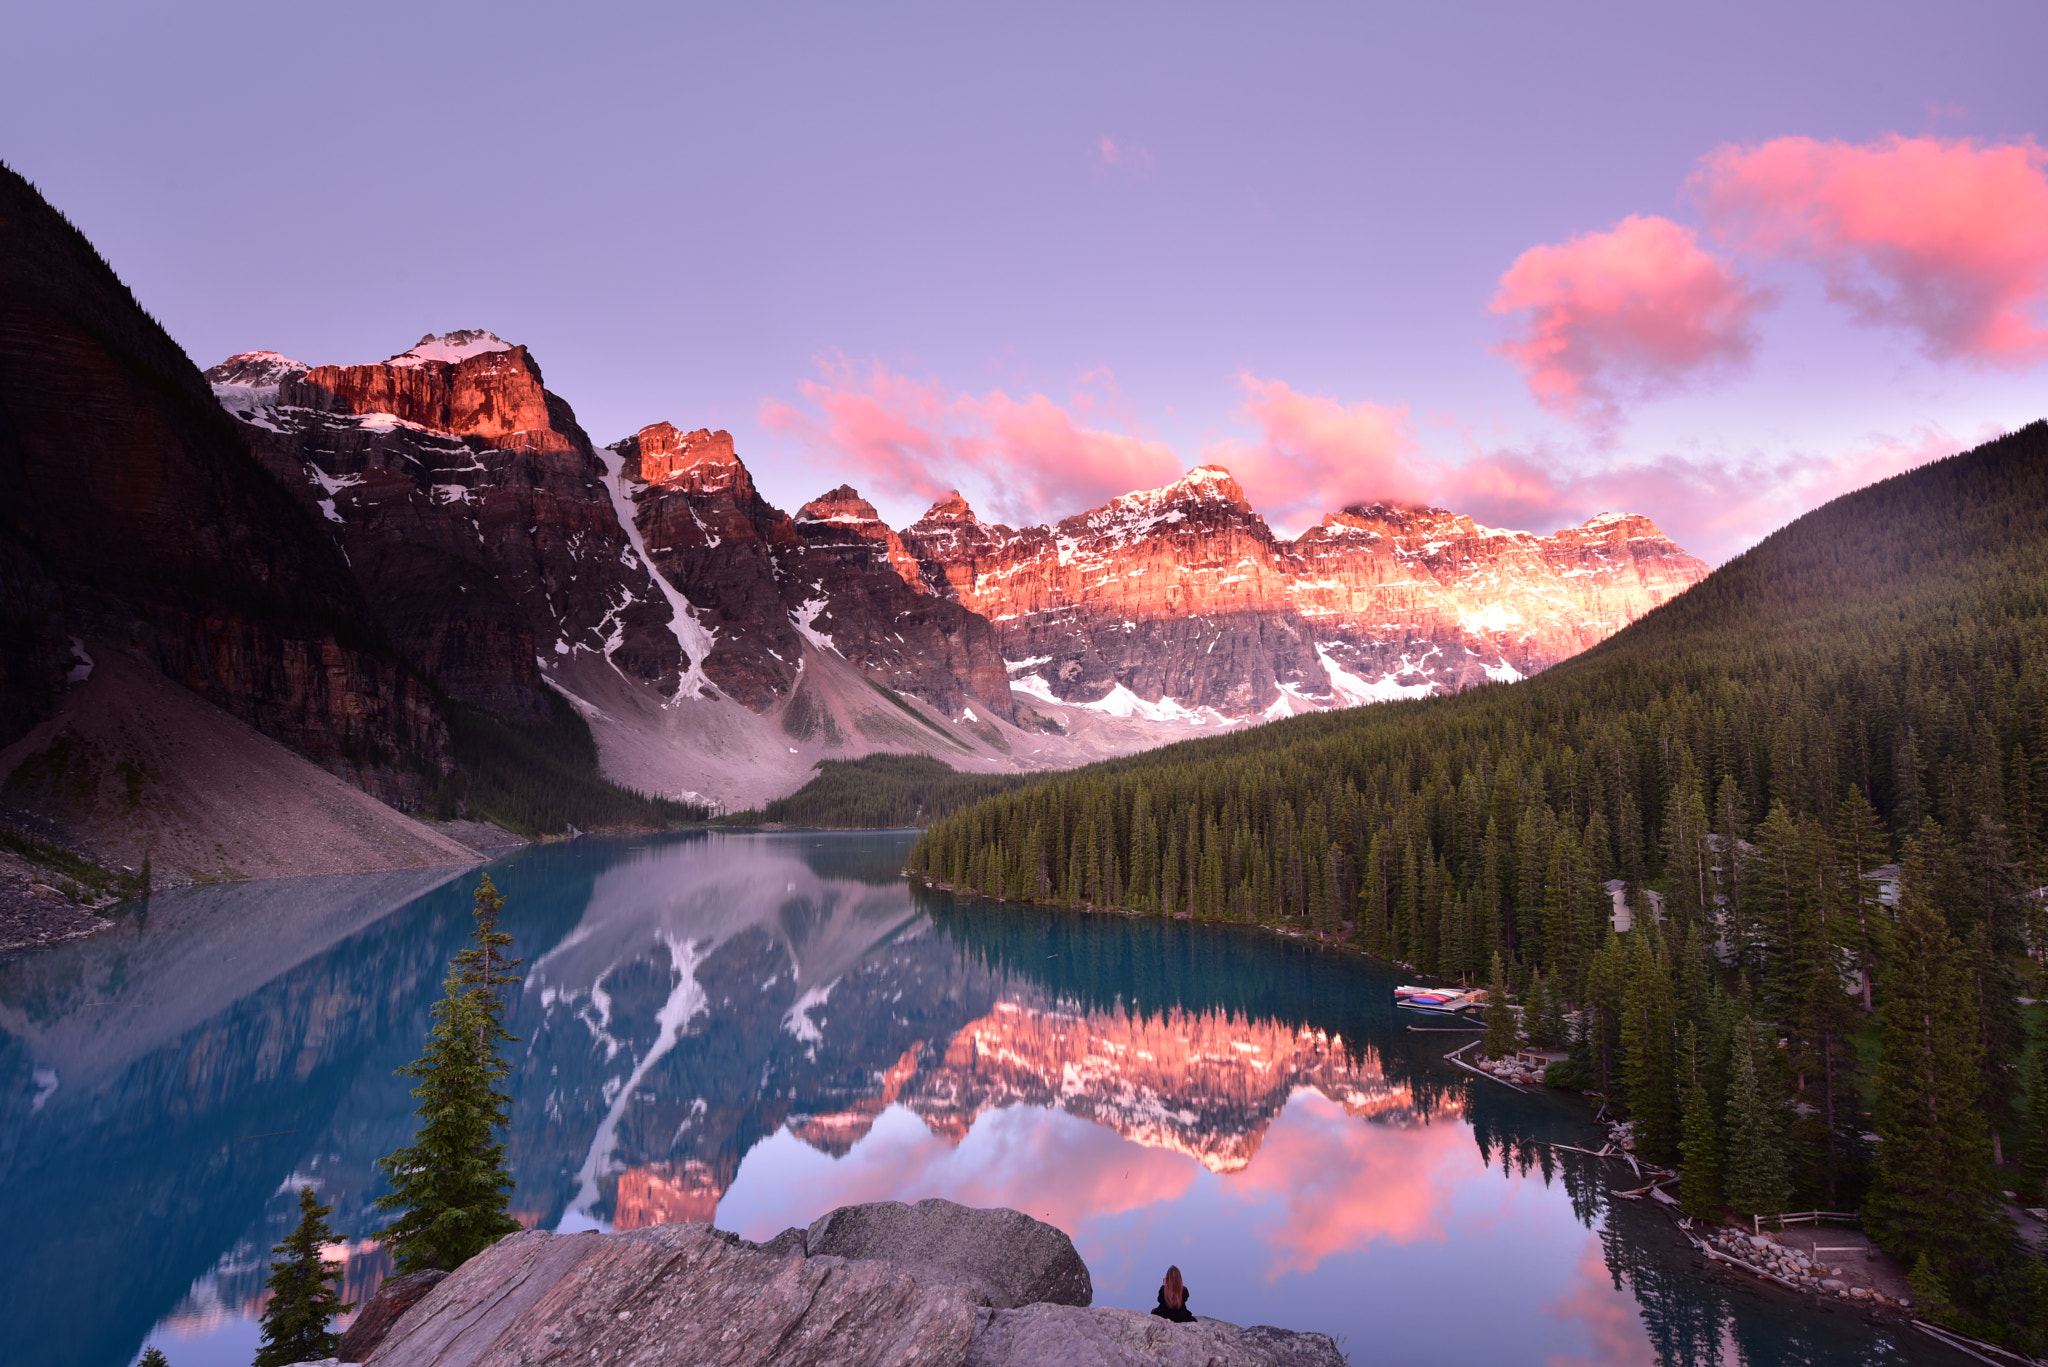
[0,831,1960,1367]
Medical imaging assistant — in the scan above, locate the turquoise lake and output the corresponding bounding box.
[0,831,1962,1366]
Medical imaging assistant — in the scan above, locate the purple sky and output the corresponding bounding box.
[6,1,2044,560]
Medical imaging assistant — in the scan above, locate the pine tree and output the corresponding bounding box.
[254,1186,352,1367]
[375,876,524,1273]
[1523,969,1559,1049]
[1678,1025,1722,1218]
[1620,926,1679,1162]
[138,1349,169,1367]
[1833,785,1891,1013]
[2022,1041,2048,1204]
[1722,1019,1791,1217]
[1482,951,1519,1061]
[1867,840,2009,1285]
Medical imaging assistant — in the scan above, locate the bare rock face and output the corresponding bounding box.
[335,1268,447,1364]
[964,1304,1347,1367]
[801,1198,1092,1310]
[210,336,683,722]
[904,468,1709,717]
[359,1203,1335,1367]
[1288,503,1708,694]
[617,425,1012,719]
[902,468,1327,715]
[0,166,447,804]
[614,423,807,710]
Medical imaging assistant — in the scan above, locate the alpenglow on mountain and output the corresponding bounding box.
[196,336,1706,810]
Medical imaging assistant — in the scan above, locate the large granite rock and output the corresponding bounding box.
[366,1221,984,1367]
[801,1197,1092,1309]
[335,1269,447,1364]
[351,1201,1343,1367]
[966,1304,1347,1367]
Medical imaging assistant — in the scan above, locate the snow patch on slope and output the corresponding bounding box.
[388,330,514,368]
[791,596,839,655]
[594,444,717,700]
[1316,642,1438,706]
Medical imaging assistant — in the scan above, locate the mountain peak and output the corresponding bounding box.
[387,330,515,369]
[1160,464,1249,505]
[918,492,979,525]
[624,424,749,495]
[797,485,883,524]
[204,351,309,389]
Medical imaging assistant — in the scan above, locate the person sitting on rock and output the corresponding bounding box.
[1151,1265,1195,1323]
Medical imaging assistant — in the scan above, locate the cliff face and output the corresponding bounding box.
[904,467,1709,717]
[212,335,683,722]
[0,165,446,802]
[617,424,1011,718]
[1288,504,1708,697]
[903,468,1329,717]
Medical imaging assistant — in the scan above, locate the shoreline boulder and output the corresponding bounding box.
[349,1201,1343,1367]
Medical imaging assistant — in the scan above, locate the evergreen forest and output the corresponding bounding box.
[728,753,1037,828]
[908,422,2048,1342]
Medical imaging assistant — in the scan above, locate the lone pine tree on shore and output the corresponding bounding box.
[253,1186,352,1367]
[375,874,524,1273]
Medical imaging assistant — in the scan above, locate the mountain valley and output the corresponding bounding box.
[0,164,1708,884]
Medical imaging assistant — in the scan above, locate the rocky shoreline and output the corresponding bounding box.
[306,1199,1346,1367]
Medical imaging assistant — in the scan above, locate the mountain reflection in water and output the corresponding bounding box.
[0,832,1947,1367]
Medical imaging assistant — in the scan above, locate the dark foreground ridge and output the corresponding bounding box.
[313,1198,1344,1367]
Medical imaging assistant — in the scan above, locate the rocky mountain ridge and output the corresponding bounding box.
[202,338,1706,811]
[208,336,682,724]
[902,465,1709,719]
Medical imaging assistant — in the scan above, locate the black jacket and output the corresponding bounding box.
[1151,1286,1195,1323]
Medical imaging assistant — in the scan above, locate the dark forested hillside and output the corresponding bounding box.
[910,422,2048,1342]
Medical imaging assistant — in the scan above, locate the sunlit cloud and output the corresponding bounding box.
[1693,134,2048,365]
[760,357,1182,525]
[1204,375,1423,528]
[761,358,1977,561]
[1094,136,1156,177]
[1491,214,1772,428]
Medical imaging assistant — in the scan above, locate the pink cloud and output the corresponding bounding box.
[760,358,1182,525]
[1094,136,1155,177]
[1693,135,2048,364]
[1205,376,1423,529]
[1201,372,1976,560]
[1491,214,1772,426]
[764,359,1977,563]
[1443,423,1984,565]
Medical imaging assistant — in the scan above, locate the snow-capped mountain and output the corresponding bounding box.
[903,467,1708,721]
[206,337,682,722]
[200,333,1707,812]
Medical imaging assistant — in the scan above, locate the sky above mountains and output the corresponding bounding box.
[5,0,2044,562]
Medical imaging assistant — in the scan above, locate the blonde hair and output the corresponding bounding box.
[1163,1265,1186,1309]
